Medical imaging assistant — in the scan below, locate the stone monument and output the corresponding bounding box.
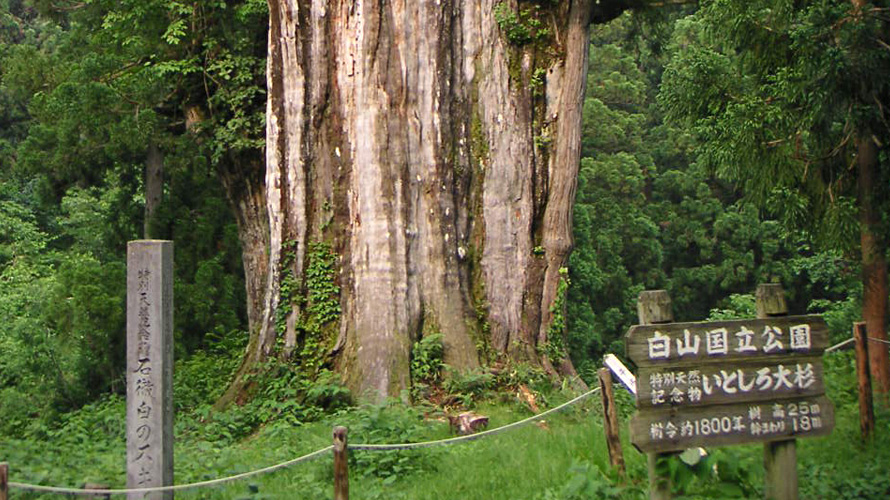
[126,241,174,499]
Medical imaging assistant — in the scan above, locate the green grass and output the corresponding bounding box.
[2,350,889,499]
[347,403,630,500]
[2,392,633,499]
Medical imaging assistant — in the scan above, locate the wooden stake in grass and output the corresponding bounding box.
[333,426,349,500]
[599,367,626,476]
[758,284,797,500]
[637,290,673,500]
[854,322,875,440]
[0,462,8,500]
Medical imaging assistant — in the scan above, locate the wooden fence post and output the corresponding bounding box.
[854,322,874,440]
[599,367,626,476]
[0,462,8,500]
[333,426,349,500]
[638,290,673,500]
[758,284,797,500]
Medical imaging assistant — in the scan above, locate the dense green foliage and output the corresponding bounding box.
[0,0,265,433]
[659,1,890,245]
[1,2,888,498]
[566,11,865,381]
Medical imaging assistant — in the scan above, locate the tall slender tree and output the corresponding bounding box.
[660,0,890,393]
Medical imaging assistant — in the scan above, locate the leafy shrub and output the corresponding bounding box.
[493,362,550,392]
[335,402,444,483]
[0,387,39,437]
[174,357,352,445]
[411,333,445,385]
[809,295,861,344]
[215,362,353,437]
[676,447,759,498]
[303,369,353,413]
[0,396,127,490]
[537,461,633,499]
[797,350,890,499]
[442,368,495,406]
[493,2,549,45]
[706,293,756,320]
[174,331,243,412]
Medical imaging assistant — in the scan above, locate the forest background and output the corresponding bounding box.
[0,0,887,498]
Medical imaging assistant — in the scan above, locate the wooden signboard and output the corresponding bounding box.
[636,357,825,409]
[626,316,829,366]
[630,395,834,453]
[626,315,834,454]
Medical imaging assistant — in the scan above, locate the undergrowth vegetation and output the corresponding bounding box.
[2,336,888,499]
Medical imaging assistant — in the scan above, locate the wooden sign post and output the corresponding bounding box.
[853,322,874,440]
[626,286,834,500]
[126,241,174,500]
[599,368,626,476]
[758,284,797,500]
[333,426,349,500]
[0,462,8,500]
[637,290,674,500]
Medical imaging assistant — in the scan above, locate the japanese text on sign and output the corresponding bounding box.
[133,268,154,484]
[630,396,835,453]
[625,316,828,366]
[647,399,826,442]
[639,361,822,408]
[647,324,811,360]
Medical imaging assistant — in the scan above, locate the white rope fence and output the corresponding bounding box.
[10,335,886,496]
[6,388,600,496]
[825,337,855,352]
[825,335,890,353]
[351,387,600,451]
[8,446,333,496]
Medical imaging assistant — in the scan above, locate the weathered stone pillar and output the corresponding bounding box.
[127,240,174,499]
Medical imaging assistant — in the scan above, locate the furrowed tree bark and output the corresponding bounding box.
[215,151,270,407]
[857,133,889,395]
[220,154,270,338]
[219,0,663,403]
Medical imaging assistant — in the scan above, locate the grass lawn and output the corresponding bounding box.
[2,352,889,499]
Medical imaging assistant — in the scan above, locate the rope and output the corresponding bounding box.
[825,337,855,352]
[8,387,600,495]
[8,445,333,495]
[826,335,890,353]
[350,387,600,451]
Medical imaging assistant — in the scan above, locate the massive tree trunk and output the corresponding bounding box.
[220,0,628,403]
[857,134,890,395]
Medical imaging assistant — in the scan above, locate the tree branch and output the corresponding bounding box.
[50,1,85,12]
[97,59,146,84]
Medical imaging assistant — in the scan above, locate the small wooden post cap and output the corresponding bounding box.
[637,290,673,325]
[756,283,788,317]
[333,426,348,450]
